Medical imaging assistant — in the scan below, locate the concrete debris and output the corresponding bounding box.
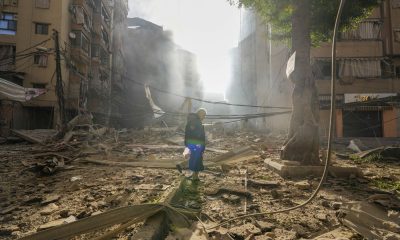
[368,194,400,210]
[70,176,82,182]
[134,184,170,191]
[0,225,20,236]
[39,203,59,216]
[41,194,61,205]
[294,180,311,190]
[10,129,57,145]
[2,128,399,240]
[246,179,280,188]
[255,220,275,232]
[347,139,369,153]
[351,146,400,161]
[205,186,252,198]
[228,223,262,238]
[338,201,400,240]
[221,194,241,204]
[1,206,17,215]
[37,215,77,231]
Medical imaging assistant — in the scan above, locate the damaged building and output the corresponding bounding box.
[0,0,128,136]
[230,1,400,138]
[120,17,203,128]
[314,1,400,138]
[227,9,292,132]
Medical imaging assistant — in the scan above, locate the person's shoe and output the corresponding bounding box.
[176,164,183,174]
[192,172,199,181]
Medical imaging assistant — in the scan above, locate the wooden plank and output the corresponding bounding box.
[19,204,164,240]
[127,144,228,154]
[11,129,44,145]
[80,159,179,169]
[211,146,252,163]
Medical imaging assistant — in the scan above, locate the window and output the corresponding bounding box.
[1,0,18,7]
[319,95,344,110]
[340,20,381,40]
[0,45,16,71]
[32,83,46,89]
[101,27,109,45]
[35,23,49,35]
[33,54,48,67]
[101,4,110,26]
[0,12,17,35]
[396,66,400,77]
[71,31,90,54]
[35,0,50,8]
[394,29,400,42]
[91,44,100,57]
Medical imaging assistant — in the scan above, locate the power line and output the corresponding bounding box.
[120,75,292,110]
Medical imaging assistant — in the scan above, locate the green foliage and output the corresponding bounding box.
[350,153,383,163]
[372,178,400,192]
[229,0,381,46]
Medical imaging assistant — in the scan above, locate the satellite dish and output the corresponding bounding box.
[69,32,76,39]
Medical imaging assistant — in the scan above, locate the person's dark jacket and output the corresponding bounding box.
[184,113,205,145]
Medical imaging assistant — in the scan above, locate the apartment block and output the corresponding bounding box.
[313,0,400,138]
[230,1,400,138]
[0,0,128,135]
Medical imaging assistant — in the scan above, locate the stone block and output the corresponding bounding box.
[265,158,362,179]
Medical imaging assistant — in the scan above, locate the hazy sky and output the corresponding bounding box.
[128,0,241,95]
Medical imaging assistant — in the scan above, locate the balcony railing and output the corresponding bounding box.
[0,0,18,7]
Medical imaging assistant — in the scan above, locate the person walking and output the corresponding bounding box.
[183,108,207,180]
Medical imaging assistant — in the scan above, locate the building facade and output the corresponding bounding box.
[0,0,128,136]
[313,0,400,138]
[121,18,203,128]
[227,9,292,133]
[231,0,400,138]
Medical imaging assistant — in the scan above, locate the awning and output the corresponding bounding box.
[342,106,392,111]
[0,78,47,102]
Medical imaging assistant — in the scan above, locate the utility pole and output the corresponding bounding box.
[53,29,67,136]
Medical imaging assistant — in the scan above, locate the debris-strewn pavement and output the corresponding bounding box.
[0,128,399,239]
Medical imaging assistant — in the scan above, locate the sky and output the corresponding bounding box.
[128,0,241,95]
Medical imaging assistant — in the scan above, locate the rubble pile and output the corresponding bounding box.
[0,127,399,239]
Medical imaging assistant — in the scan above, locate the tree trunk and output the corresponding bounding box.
[280,0,320,165]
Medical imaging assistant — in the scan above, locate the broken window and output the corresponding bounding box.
[101,4,110,26]
[340,20,381,40]
[35,0,50,9]
[0,44,15,70]
[33,54,48,67]
[71,31,90,54]
[72,6,85,25]
[100,47,109,65]
[0,12,17,35]
[312,59,341,80]
[35,23,49,35]
[101,26,109,46]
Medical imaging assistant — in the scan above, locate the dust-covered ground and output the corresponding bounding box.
[0,128,399,239]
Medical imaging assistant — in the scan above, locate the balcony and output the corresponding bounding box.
[72,0,94,15]
[312,41,383,58]
[0,0,17,7]
[316,78,400,95]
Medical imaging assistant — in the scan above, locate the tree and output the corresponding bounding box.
[229,0,380,165]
